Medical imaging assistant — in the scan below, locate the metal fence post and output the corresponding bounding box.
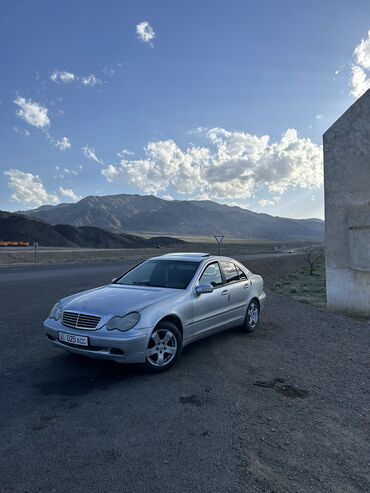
[34,241,38,265]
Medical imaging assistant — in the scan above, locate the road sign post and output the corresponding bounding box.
[214,234,224,256]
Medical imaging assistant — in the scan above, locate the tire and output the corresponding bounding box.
[144,321,182,373]
[241,299,260,333]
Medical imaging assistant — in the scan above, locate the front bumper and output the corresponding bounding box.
[44,319,152,363]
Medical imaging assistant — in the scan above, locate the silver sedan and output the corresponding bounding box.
[44,253,266,372]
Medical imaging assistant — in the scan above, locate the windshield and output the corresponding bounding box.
[116,259,201,289]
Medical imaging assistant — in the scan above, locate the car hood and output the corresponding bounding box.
[61,284,180,317]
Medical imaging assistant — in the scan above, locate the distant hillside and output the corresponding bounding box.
[0,211,185,248]
[21,193,324,240]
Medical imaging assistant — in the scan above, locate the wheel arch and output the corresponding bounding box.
[250,297,260,309]
[156,314,184,337]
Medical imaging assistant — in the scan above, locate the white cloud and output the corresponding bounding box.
[258,199,276,207]
[354,30,370,69]
[350,30,370,98]
[55,136,71,151]
[63,168,77,175]
[103,67,115,77]
[49,70,102,87]
[56,168,78,178]
[315,113,324,120]
[59,187,81,202]
[350,65,370,98]
[4,169,59,206]
[186,126,208,135]
[82,145,103,164]
[80,74,102,86]
[14,97,50,128]
[101,127,323,202]
[13,126,30,137]
[50,70,76,83]
[5,170,82,206]
[117,148,134,157]
[136,21,156,46]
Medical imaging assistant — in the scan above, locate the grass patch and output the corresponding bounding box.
[274,252,326,308]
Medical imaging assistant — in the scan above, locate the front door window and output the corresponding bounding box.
[199,262,223,288]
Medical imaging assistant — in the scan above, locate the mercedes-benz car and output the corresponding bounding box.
[44,253,266,372]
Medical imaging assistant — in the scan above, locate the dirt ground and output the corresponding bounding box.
[0,254,369,492]
[236,255,370,491]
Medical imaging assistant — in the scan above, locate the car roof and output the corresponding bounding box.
[154,252,241,264]
[157,252,211,261]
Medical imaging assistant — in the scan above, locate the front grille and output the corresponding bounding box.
[62,311,101,330]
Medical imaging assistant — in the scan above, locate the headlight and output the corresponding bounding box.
[107,312,140,332]
[49,302,62,321]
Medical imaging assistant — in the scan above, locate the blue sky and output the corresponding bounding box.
[1,0,370,219]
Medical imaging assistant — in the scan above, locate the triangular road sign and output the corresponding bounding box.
[214,235,224,244]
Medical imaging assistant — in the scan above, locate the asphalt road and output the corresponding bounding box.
[0,247,139,252]
[0,259,369,492]
[0,245,316,264]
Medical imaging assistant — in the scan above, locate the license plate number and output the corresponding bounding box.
[58,332,88,346]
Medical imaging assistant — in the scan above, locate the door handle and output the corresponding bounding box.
[244,282,250,289]
[221,290,229,295]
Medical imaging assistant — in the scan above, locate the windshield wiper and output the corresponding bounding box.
[131,281,154,286]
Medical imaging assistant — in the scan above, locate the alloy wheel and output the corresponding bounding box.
[247,301,259,328]
[146,329,178,367]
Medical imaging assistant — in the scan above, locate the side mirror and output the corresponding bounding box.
[111,277,118,284]
[196,284,214,295]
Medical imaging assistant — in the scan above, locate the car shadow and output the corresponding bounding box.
[180,325,250,360]
[33,353,146,397]
[33,325,254,398]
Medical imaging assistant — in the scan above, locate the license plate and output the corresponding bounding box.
[58,332,89,346]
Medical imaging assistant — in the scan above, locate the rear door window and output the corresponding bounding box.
[236,266,247,280]
[220,261,239,284]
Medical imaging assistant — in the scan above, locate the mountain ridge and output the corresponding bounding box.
[0,210,185,248]
[19,193,324,240]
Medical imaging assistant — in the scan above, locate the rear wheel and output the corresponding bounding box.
[241,299,260,333]
[144,322,182,372]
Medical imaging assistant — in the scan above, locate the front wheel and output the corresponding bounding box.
[241,300,260,333]
[144,322,182,373]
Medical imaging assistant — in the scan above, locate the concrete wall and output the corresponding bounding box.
[324,89,370,317]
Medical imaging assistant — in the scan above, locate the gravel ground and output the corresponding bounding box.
[0,256,369,492]
[225,259,369,492]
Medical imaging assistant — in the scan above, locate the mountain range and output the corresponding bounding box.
[0,211,184,248]
[21,194,324,240]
